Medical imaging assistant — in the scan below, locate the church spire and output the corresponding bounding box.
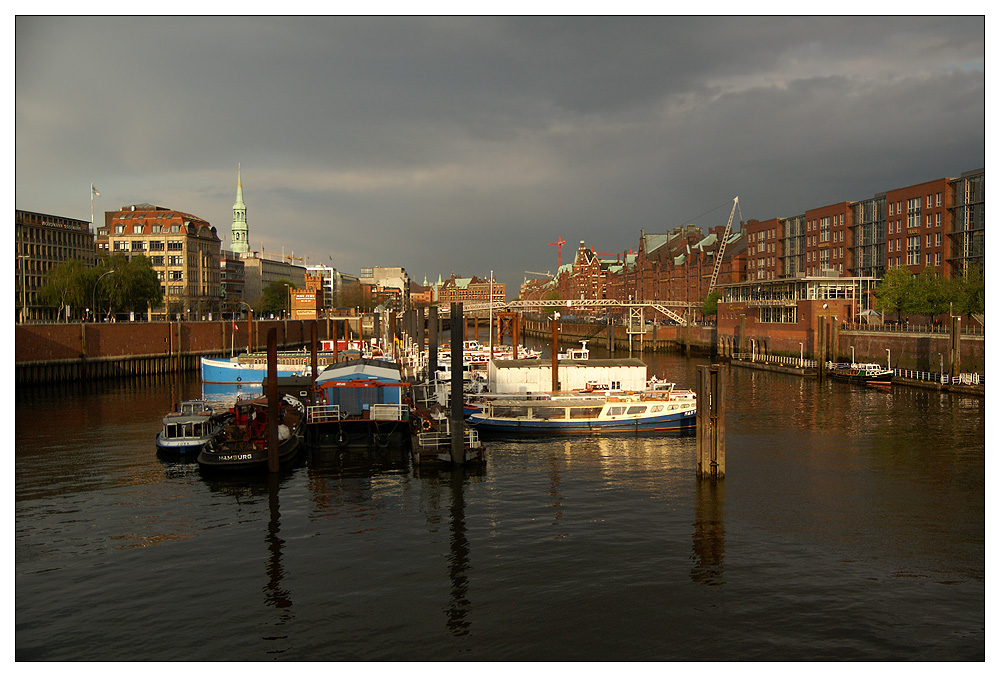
[231,163,249,254]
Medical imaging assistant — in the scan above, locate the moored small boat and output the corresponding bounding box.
[829,362,894,387]
[156,400,224,455]
[197,394,305,472]
[466,383,696,436]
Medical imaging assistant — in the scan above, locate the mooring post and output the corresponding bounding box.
[267,328,279,473]
[950,315,962,379]
[696,364,726,480]
[710,364,725,478]
[551,316,559,391]
[450,302,465,464]
[310,321,318,407]
[417,307,425,367]
[513,313,520,360]
[429,305,439,380]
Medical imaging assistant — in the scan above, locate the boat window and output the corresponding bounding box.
[608,406,626,416]
[627,406,647,415]
[534,407,566,420]
[650,405,663,413]
[570,407,603,419]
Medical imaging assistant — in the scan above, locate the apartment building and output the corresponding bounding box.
[99,204,222,320]
[15,209,98,322]
[240,253,306,308]
[437,274,505,305]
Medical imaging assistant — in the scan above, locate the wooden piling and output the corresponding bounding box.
[429,305,439,378]
[310,321,318,407]
[696,364,725,480]
[266,328,279,473]
[950,315,962,378]
[450,302,465,464]
[551,317,559,391]
[513,313,520,360]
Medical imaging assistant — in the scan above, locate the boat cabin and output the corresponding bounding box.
[486,357,648,394]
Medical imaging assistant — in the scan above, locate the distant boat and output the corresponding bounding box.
[155,400,224,455]
[829,362,894,387]
[201,351,341,384]
[467,383,696,435]
[197,394,305,472]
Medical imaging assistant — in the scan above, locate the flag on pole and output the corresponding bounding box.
[233,321,239,331]
[92,185,101,196]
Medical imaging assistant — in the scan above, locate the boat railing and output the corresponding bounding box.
[370,402,408,421]
[733,352,818,369]
[307,404,343,424]
[417,426,481,450]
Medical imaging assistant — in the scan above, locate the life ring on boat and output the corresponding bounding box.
[236,376,242,382]
[422,419,432,431]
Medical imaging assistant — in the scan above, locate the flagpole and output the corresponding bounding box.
[90,183,101,232]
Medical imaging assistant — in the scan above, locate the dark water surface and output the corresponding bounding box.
[15,352,985,660]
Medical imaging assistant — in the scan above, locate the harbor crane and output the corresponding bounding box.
[548,237,566,268]
[708,196,743,292]
[525,271,554,280]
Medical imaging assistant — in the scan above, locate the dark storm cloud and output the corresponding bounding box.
[14,15,985,293]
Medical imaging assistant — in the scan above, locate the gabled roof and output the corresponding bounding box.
[642,233,672,255]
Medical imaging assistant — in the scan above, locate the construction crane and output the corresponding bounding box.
[548,237,566,268]
[525,271,554,279]
[708,196,742,292]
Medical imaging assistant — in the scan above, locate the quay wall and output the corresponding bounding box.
[15,319,334,385]
[519,319,984,374]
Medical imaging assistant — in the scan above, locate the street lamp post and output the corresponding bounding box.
[799,342,803,368]
[17,254,28,324]
[93,269,115,323]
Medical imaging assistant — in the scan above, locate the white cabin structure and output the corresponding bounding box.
[487,358,648,394]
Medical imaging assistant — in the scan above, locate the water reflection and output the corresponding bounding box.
[691,479,726,585]
[446,470,471,636]
[262,472,293,654]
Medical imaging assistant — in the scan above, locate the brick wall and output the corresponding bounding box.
[16,319,332,364]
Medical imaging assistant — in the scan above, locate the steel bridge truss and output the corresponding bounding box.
[453,299,692,325]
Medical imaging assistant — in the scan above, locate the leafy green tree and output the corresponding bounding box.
[952,268,985,316]
[258,279,297,316]
[98,254,163,319]
[702,290,722,317]
[38,258,90,321]
[911,269,951,317]
[873,266,915,321]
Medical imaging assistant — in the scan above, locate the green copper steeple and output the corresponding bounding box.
[231,163,249,254]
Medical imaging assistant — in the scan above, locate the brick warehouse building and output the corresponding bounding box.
[521,168,983,326]
[98,203,222,320]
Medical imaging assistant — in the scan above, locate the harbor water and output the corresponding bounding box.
[15,350,985,660]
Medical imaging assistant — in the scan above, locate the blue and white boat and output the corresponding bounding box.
[156,400,225,454]
[466,384,696,435]
[201,351,346,384]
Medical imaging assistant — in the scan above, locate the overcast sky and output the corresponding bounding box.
[14,15,986,296]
